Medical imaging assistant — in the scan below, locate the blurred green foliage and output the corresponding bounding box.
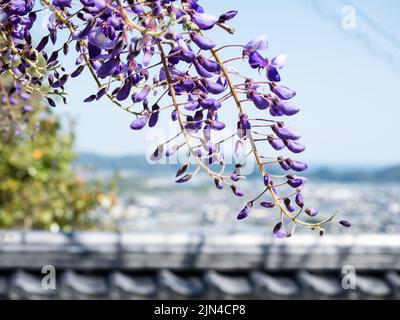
[0,87,104,230]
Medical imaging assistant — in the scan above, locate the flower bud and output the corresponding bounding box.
[272,124,301,140]
[151,145,164,161]
[277,100,300,116]
[250,91,269,110]
[263,173,271,186]
[190,33,216,50]
[176,174,193,184]
[237,201,253,220]
[214,179,224,190]
[284,198,296,213]
[231,185,245,197]
[272,85,296,100]
[267,136,285,151]
[305,208,319,217]
[339,220,352,228]
[261,201,275,208]
[219,10,238,23]
[286,140,305,153]
[130,116,148,130]
[295,193,304,208]
[287,159,308,172]
[192,13,218,30]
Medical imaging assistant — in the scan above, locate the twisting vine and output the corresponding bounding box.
[0,0,351,237]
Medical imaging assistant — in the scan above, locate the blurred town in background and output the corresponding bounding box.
[75,153,400,235]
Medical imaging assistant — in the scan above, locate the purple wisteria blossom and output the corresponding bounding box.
[0,0,348,237]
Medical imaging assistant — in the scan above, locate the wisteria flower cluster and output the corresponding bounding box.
[0,0,351,237]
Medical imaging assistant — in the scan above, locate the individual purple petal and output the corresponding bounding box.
[190,33,216,50]
[36,36,49,52]
[287,178,304,188]
[194,61,215,78]
[182,79,195,92]
[284,198,296,213]
[168,47,181,65]
[219,10,238,23]
[266,65,281,82]
[205,81,225,94]
[133,4,144,14]
[176,174,193,184]
[261,201,275,208]
[231,172,240,182]
[243,35,268,55]
[196,56,219,72]
[150,145,164,161]
[248,51,268,69]
[211,121,226,130]
[149,105,160,128]
[286,140,305,153]
[130,116,148,130]
[88,27,117,49]
[339,220,352,228]
[274,230,287,239]
[231,185,244,197]
[194,148,203,158]
[278,156,291,171]
[143,47,154,66]
[272,85,296,100]
[166,145,179,157]
[273,124,301,140]
[171,110,178,121]
[263,173,271,186]
[214,179,224,190]
[96,58,120,78]
[199,98,215,109]
[77,20,95,39]
[83,94,96,103]
[277,100,300,116]
[287,159,308,172]
[22,105,33,113]
[132,85,150,103]
[269,104,284,117]
[271,54,288,69]
[116,81,132,101]
[295,193,304,208]
[184,101,200,111]
[273,222,283,235]
[192,13,218,30]
[268,136,285,150]
[305,208,319,217]
[239,113,251,130]
[181,49,196,63]
[250,91,269,110]
[237,202,253,220]
[52,0,72,8]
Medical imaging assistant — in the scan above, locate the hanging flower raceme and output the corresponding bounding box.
[0,0,349,237]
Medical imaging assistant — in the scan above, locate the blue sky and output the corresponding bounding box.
[54,0,400,166]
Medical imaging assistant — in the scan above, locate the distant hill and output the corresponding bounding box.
[76,153,155,171]
[75,153,400,183]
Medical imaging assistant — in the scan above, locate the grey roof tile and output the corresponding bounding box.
[250,271,299,297]
[60,270,108,298]
[205,271,253,297]
[0,275,9,296]
[158,270,205,297]
[296,271,344,297]
[109,272,157,297]
[355,274,391,297]
[8,270,57,299]
[385,271,400,289]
